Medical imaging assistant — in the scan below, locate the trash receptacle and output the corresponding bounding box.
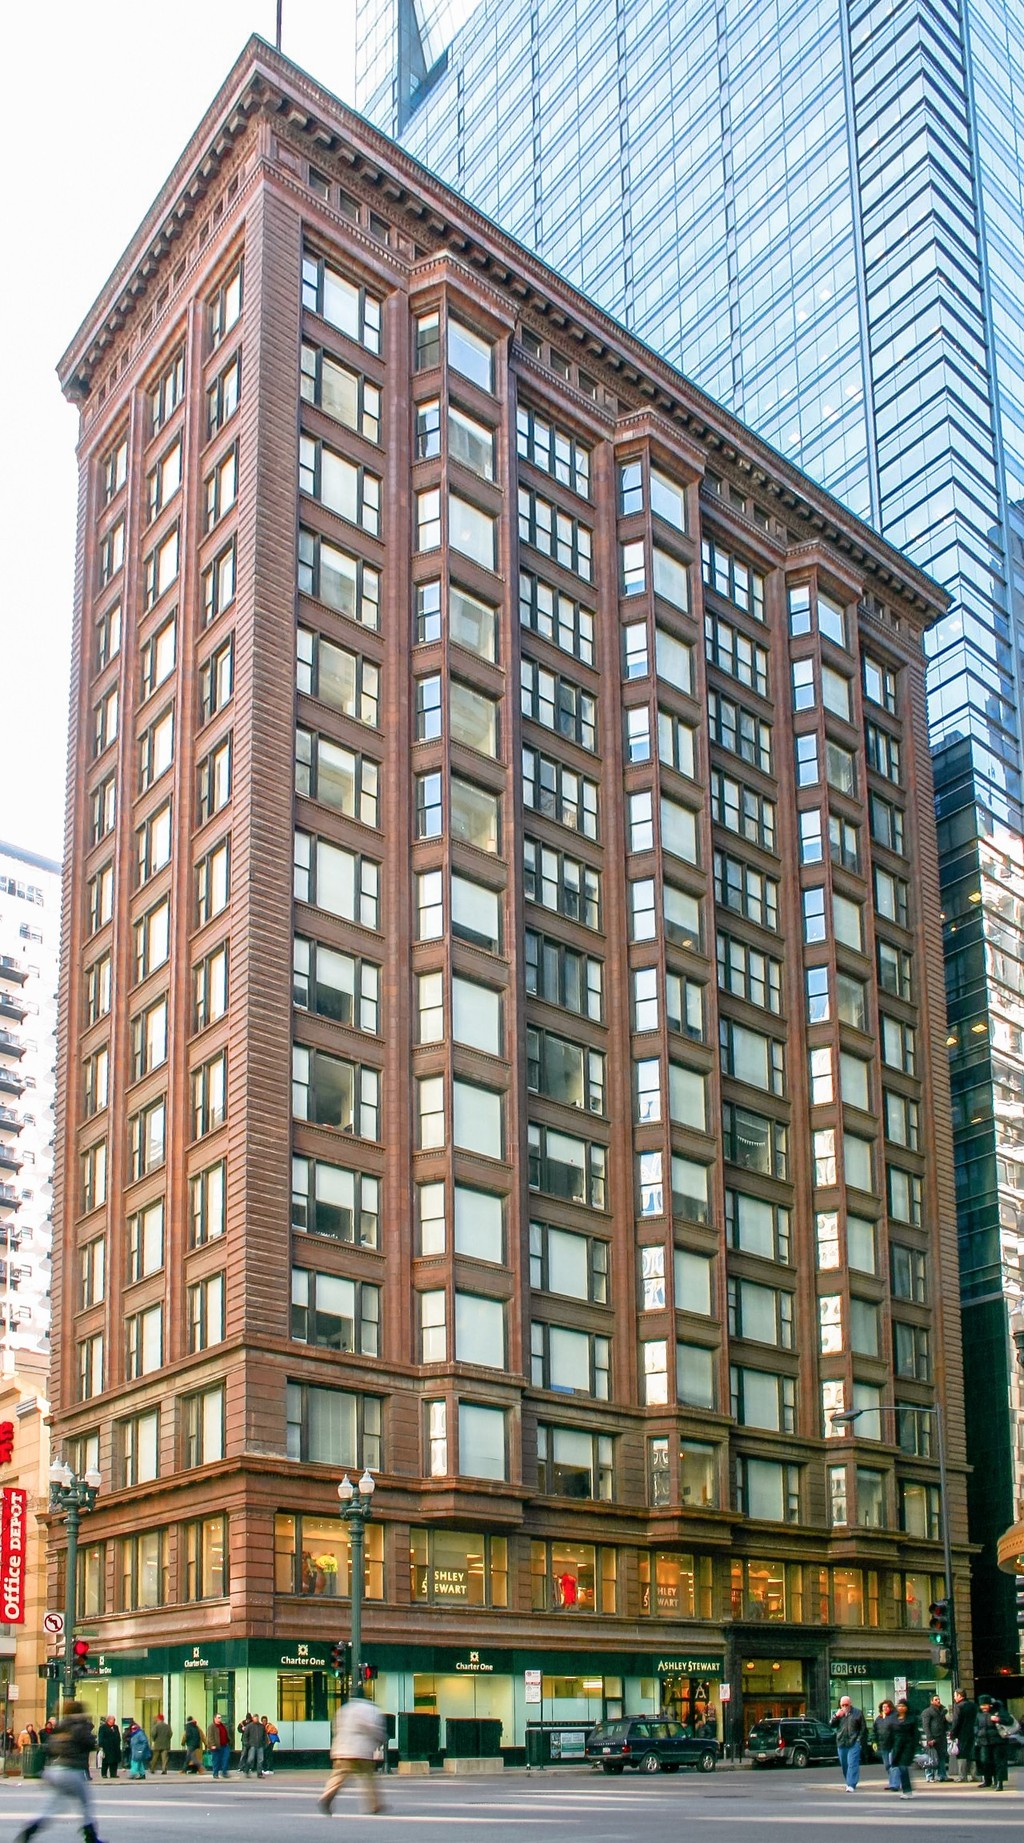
[397,1712,440,1762]
[526,1727,551,1768]
[21,1746,46,1780]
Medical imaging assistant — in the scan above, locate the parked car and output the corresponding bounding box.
[586,1718,718,1774]
[747,1717,839,1769]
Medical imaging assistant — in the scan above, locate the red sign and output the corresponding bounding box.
[0,1487,27,1624]
[0,1423,14,1465]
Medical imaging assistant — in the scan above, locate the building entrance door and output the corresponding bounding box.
[740,1659,807,1737]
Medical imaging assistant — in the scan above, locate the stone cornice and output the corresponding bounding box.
[57,33,947,627]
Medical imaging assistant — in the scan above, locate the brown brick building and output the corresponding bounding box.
[51,36,967,1754]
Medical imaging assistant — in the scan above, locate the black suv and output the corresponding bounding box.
[586,1718,717,1774]
[747,1717,838,1769]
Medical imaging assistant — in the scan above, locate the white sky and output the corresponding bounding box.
[0,3,358,864]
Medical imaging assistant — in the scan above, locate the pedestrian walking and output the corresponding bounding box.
[96,1718,121,1780]
[150,1712,172,1774]
[873,1699,898,1790]
[829,1694,867,1791]
[12,1698,106,1843]
[126,1721,152,1780]
[889,1700,917,1798]
[920,1694,950,1782]
[949,1688,977,1781]
[181,1715,205,1774]
[318,1696,386,1815]
[975,1697,1010,1788]
[239,1713,265,1778]
[208,1713,232,1779]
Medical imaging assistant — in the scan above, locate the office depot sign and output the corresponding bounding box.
[0,1487,27,1623]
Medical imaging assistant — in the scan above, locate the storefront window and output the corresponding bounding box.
[274,1512,384,1598]
[638,1551,713,1618]
[409,1529,508,1606]
[661,1672,720,1733]
[530,1540,616,1612]
[730,1558,808,1622]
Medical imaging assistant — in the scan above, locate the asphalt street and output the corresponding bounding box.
[2,1766,1024,1842]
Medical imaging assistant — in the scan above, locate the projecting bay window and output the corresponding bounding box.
[301,341,380,439]
[524,839,600,929]
[291,1268,379,1354]
[734,1455,801,1523]
[639,1552,712,1619]
[296,728,379,826]
[293,938,379,1034]
[520,570,594,663]
[518,487,592,581]
[529,1221,608,1303]
[299,435,380,536]
[531,1540,615,1612]
[293,1046,380,1140]
[275,1511,384,1598]
[531,1321,610,1398]
[301,251,381,352]
[292,1157,379,1247]
[117,1530,169,1610]
[299,528,380,628]
[528,1122,606,1208]
[647,1435,718,1510]
[294,830,380,930]
[518,406,590,497]
[537,1423,613,1500]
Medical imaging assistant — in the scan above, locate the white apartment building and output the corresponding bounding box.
[0,843,60,1349]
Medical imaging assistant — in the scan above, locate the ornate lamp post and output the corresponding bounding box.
[830,1401,956,1687]
[338,1469,375,1695]
[48,1460,101,1699]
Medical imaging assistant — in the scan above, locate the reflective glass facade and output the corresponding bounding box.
[357,0,1024,1673]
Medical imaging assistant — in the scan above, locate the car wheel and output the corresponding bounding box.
[698,1751,716,1774]
[790,1748,809,1770]
[639,1752,661,1774]
[601,1763,624,1775]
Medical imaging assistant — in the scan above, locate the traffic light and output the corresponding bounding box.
[928,1600,952,1655]
[1015,1577,1024,1630]
[73,1639,95,1679]
[362,1664,378,1684]
[330,1641,352,1679]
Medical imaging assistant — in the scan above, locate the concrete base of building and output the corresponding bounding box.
[444,1758,505,1774]
[396,1761,432,1776]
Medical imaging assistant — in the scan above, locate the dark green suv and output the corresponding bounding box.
[586,1718,717,1774]
[747,1717,838,1768]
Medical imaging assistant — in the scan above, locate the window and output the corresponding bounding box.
[79,1235,106,1309]
[88,776,116,846]
[894,1320,930,1380]
[526,931,602,1021]
[525,839,600,929]
[537,1424,612,1499]
[94,601,121,671]
[452,1185,503,1263]
[295,831,379,931]
[138,706,174,791]
[204,444,237,531]
[189,1160,226,1246]
[419,1289,446,1360]
[726,1190,790,1263]
[451,776,500,852]
[528,1122,606,1208]
[520,570,593,663]
[118,1409,159,1487]
[133,900,170,981]
[135,802,172,885]
[708,689,771,772]
[117,1529,169,1610]
[182,1384,225,1467]
[838,971,868,1029]
[415,674,442,742]
[208,349,242,436]
[521,659,595,752]
[197,736,231,824]
[87,864,113,936]
[705,614,769,694]
[864,655,898,712]
[143,526,179,609]
[528,1026,604,1113]
[128,1096,165,1179]
[453,1079,503,1157]
[530,1221,607,1302]
[185,1271,224,1353]
[676,1342,716,1408]
[150,346,185,432]
[209,262,242,347]
[735,1456,800,1522]
[722,1103,788,1178]
[714,851,778,931]
[415,310,441,371]
[450,493,497,570]
[76,1333,103,1400]
[296,729,378,826]
[900,1480,940,1541]
[826,739,856,797]
[185,1515,228,1600]
[417,1076,445,1151]
[518,405,589,496]
[83,1044,109,1119]
[301,342,380,439]
[621,540,646,597]
[286,1379,382,1469]
[891,1243,927,1303]
[299,435,380,535]
[192,943,228,1031]
[702,537,764,618]
[840,1051,871,1112]
[191,1051,226,1137]
[199,636,234,724]
[98,518,125,587]
[720,1018,784,1094]
[850,1297,880,1359]
[92,683,119,756]
[711,771,775,851]
[875,866,910,930]
[450,404,496,480]
[717,932,782,1013]
[729,1276,793,1347]
[731,1366,796,1433]
[195,839,229,926]
[829,1464,849,1525]
[457,1292,505,1368]
[415,869,443,941]
[298,528,379,628]
[450,679,499,757]
[125,1303,163,1378]
[871,793,905,855]
[519,487,592,580]
[416,487,441,550]
[292,1046,380,1139]
[458,1402,506,1480]
[885,1088,920,1150]
[795,734,819,789]
[412,1528,509,1607]
[293,938,379,1033]
[292,1157,378,1247]
[101,432,127,503]
[201,539,236,626]
[302,250,381,351]
[878,939,913,999]
[291,1268,378,1354]
[127,994,166,1079]
[830,814,859,873]
[866,723,902,784]
[448,317,493,391]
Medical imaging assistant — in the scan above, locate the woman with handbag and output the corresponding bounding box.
[975,1697,1009,1789]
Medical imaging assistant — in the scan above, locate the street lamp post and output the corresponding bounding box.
[830,1401,956,1688]
[338,1469,375,1696]
[48,1460,101,1700]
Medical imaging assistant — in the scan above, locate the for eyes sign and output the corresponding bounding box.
[0,1487,27,1624]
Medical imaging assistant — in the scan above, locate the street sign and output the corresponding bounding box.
[894,1676,907,1702]
[720,1683,731,1702]
[6,1685,18,1700]
[43,1612,64,1637]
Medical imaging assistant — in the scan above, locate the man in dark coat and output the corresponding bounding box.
[14,1699,105,1843]
[920,1694,950,1781]
[96,1718,121,1780]
[975,1697,1010,1788]
[890,1700,917,1798]
[829,1695,867,1790]
[949,1688,977,1782]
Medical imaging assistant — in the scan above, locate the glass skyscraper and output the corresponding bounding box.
[356,0,1024,1673]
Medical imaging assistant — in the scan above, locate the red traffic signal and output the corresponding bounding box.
[73,1640,90,1659]
[362,1664,378,1683]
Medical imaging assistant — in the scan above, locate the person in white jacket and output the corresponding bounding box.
[318,1696,386,1815]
